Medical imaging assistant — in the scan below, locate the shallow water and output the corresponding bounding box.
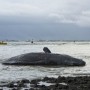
[0,41,90,82]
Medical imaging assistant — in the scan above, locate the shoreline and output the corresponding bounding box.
[0,76,90,90]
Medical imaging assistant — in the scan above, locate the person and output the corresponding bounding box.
[43,47,51,53]
[31,40,33,44]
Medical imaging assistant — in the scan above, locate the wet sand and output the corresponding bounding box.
[0,76,90,90]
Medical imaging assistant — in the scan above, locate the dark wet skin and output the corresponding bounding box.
[43,47,51,53]
[2,47,86,66]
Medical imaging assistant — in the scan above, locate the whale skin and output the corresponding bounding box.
[2,53,86,66]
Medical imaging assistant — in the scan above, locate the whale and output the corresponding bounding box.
[2,52,85,66]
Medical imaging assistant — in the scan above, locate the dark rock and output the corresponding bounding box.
[29,88,34,90]
[30,76,90,90]
[7,82,15,88]
[2,76,90,90]
[12,88,17,90]
[30,79,41,84]
[0,89,3,90]
[21,79,30,83]
[43,77,56,83]
[17,81,25,87]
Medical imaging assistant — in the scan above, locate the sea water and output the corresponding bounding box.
[0,41,90,82]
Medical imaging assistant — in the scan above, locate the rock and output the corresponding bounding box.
[30,79,41,84]
[1,76,90,90]
[21,79,30,83]
[7,82,15,88]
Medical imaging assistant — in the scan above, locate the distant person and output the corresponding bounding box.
[43,47,51,53]
[31,40,33,44]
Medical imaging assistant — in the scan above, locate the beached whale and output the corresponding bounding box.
[2,52,85,66]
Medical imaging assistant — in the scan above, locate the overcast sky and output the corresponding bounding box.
[0,0,90,40]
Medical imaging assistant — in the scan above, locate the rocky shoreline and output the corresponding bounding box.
[0,76,90,90]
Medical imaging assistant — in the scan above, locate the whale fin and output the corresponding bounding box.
[43,47,51,53]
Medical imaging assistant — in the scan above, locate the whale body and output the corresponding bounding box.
[2,53,85,66]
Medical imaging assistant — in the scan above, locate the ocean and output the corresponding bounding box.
[0,41,90,82]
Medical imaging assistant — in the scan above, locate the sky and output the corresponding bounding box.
[0,0,90,40]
